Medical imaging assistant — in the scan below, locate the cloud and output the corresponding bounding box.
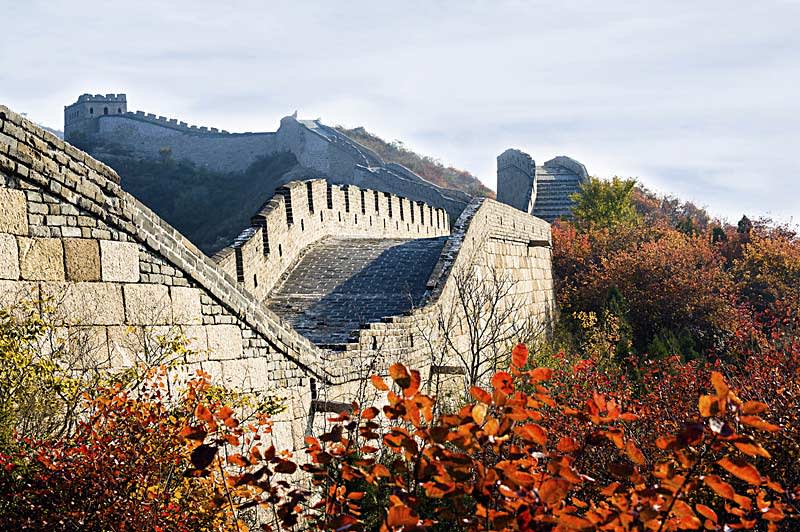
[0,0,797,222]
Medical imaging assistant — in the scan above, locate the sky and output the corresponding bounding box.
[1,0,798,223]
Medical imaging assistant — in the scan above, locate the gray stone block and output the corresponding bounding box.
[100,240,139,282]
[123,283,171,325]
[17,236,64,280]
[0,188,28,235]
[0,233,19,279]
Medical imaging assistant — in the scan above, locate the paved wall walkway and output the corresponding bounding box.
[267,236,447,345]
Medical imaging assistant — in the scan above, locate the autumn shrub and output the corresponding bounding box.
[0,370,234,531]
[171,344,797,531]
[552,222,738,360]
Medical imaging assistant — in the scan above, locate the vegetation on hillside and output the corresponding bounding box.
[335,125,495,198]
[110,151,300,254]
[1,174,799,530]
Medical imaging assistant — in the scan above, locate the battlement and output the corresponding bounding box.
[71,93,128,105]
[213,179,450,301]
[103,110,255,136]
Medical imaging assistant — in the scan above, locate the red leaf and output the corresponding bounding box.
[718,457,762,485]
[515,423,547,446]
[370,375,389,391]
[491,371,514,394]
[387,503,419,527]
[511,343,529,369]
[388,363,411,389]
[470,386,492,404]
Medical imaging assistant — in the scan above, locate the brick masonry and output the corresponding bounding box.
[1,102,556,452]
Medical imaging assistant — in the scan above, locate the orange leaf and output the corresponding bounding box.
[734,441,771,459]
[695,504,717,523]
[626,440,646,465]
[741,401,768,415]
[403,369,421,398]
[470,386,492,404]
[511,343,529,369]
[387,503,419,527]
[539,478,570,505]
[472,403,487,425]
[227,454,248,467]
[218,405,234,420]
[557,514,593,530]
[717,457,762,485]
[388,363,411,389]
[515,423,547,446]
[698,395,717,417]
[370,375,389,391]
[710,371,729,398]
[529,367,553,382]
[704,475,736,500]
[491,371,514,394]
[484,418,500,436]
[194,403,213,423]
[740,416,780,432]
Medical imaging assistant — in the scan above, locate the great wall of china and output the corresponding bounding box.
[0,95,588,450]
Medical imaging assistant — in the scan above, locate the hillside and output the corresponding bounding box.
[334,125,494,198]
[108,151,303,254]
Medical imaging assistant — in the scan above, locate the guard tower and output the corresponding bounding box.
[496,148,536,214]
[64,93,127,144]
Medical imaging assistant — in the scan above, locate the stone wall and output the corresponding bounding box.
[0,104,328,451]
[325,197,556,393]
[65,94,473,220]
[2,102,557,451]
[212,179,450,301]
[95,114,277,173]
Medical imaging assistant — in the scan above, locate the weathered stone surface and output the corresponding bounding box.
[182,324,208,361]
[64,238,101,281]
[123,284,171,324]
[100,240,139,282]
[0,188,28,235]
[17,237,64,280]
[170,286,202,325]
[0,280,37,311]
[0,233,19,280]
[206,324,243,360]
[42,282,125,325]
[68,326,111,368]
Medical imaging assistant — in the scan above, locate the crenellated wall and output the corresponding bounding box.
[212,179,450,300]
[64,94,473,220]
[322,197,556,391]
[2,101,557,452]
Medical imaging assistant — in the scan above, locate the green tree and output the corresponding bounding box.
[570,176,640,229]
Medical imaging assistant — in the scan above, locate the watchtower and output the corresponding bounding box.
[64,93,127,144]
[496,148,536,214]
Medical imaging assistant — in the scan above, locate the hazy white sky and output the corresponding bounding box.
[2,0,798,222]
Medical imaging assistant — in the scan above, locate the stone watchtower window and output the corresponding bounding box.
[118,107,122,113]
[89,107,93,114]
[104,107,108,115]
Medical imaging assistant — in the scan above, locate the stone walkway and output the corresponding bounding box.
[266,236,447,345]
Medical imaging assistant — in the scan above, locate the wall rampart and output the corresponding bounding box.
[213,179,450,301]
[94,115,277,173]
[321,198,555,393]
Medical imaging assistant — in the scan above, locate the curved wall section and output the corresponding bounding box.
[212,179,450,301]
